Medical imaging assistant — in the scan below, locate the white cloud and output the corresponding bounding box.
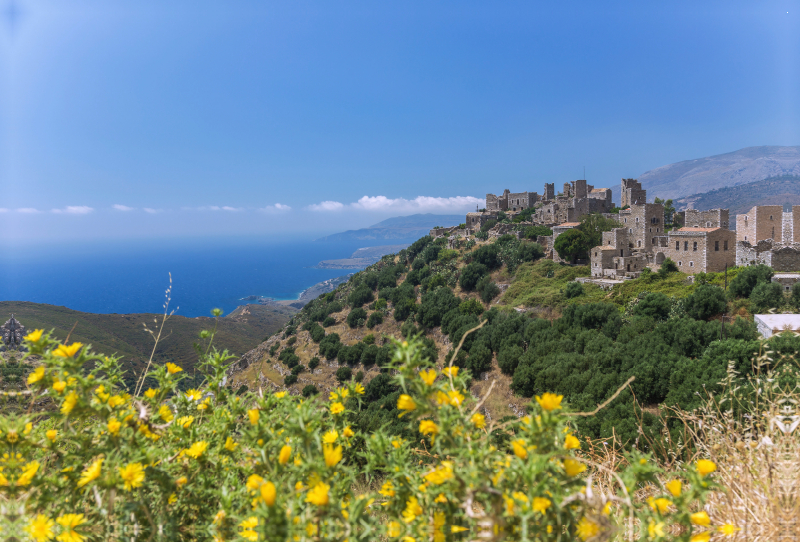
[17,208,41,213]
[308,195,482,213]
[113,204,135,211]
[52,206,94,214]
[222,206,242,212]
[143,208,162,214]
[0,208,7,213]
[259,203,292,212]
[308,200,345,212]
[192,206,243,212]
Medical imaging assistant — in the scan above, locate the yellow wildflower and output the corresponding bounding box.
[261,481,276,506]
[690,511,711,526]
[53,342,83,358]
[176,416,194,428]
[56,513,86,542]
[323,430,338,444]
[392,439,403,449]
[158,405,174,423]
[77,457,103,488]
[576,516,600,541]
[442,366,458,377]
[165,362,182,374]
[343,425,355,438]
[419,369,437,385]
[185,389,202,401]
[248,409,260,425]
[511,439,528,459]
[246,474,264,491]
[470,412,486,429]
[279,445,292,465]
[564,458,586,477]
[451,525,468,533]
[240,517,258,541]
[434,391,449,406]
[424,462,454,485]
[532,497,551,513]
[275,391,287,398]
[224,437,237,451]
[144,388,157,399]
[648,497,672,514]
[25,514,55,542]
[354,383,365,395]
[176,476,188,487]
[305,482,330,506]
[419,420,439,438]
[690,533,711,542]
[25,329,44,342]
[107,418,121,436]
[397,394,416,412]
[17,461,40,486]
[329,391,339,401]
[46,429,58,442]
[665,479,682,497]
[61,392,79,415]
[184,441,208,459]
[324,444,343,467]
[435,493,448,503]
[23,422,32,435]
[696,459,717,476]
[388,521,401,537]
[213,510,226,525]
[648,520,665,538]
[535,392,563,411]
[565,434,581,450]
[53,380,66,393]
[402,496,422,523]
[107,395,126,408]
[330,402,345,415]
[119,462,145,491]
[447,390,465,406]
[27,367,46,385]
[379,481,395,497]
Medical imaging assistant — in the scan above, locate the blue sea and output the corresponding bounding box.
[0,237,410,317]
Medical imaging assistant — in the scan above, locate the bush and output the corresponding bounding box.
[459,262,489,291]
[284,374,298,386]
[480,219,497,232]
[729,264,774,298]
[791,282,800,309]
[632,292,672,321]
[658,258,679,277]
[355,370,364,383]
[319,333,342,360]
[563,281,583,299]
[291,365,305,376]
[374,298,388,310]
[517,242,544,264]
[498,344,523,375]
[309,323,325,342]
[479,280,501,304]
[335,366,353,383]
[347,307,368,328]
[301,384,318,397]
[466,342,493,376]
[417,286,462,328]
[363,334,375,345]
[308,357,320,370]
[366,312,383,329]
[684,284,727,321]
[322,315,336,327]
[524,225,553,238]
[393,298,416,321]
[348,285,374,307]
[422,244,442,263]
[471,243,501,269]
[286,336,297,346]
[475,230,488,240]
[459,298,485,316]
[750,281,784,312]
[553,229,591,263]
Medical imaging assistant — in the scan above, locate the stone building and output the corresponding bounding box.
[465,211,498,232]
[529,179,613,226]
[676,208,730,229]
[734,205,800,272]
[486,189,540,212]
[657,227,736,274]
[620,178,646,207]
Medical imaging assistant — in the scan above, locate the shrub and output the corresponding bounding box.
[393,298,416,321]
[319,333,342,360]
[498,344,524,375]
[729,264,774,298]
[684,284,727,320]
[632,292,671,321]
[417,286,461,328]
[553,228,591,263]
[480,218,497,232]
[658,258,679,277]
[422,244,442,263]
[524,225,553,238]
[517,242,544,264]
[466,342,493,376]
[563,281,583,299]
[291,365,305,376]
[284,374,298,386]
[471,243,501,269]
[348,285,374,308]
[791,282,800,309]
[269,343,280,356]
[459,262,488,291]
[286,336,297,346]
[479,280,501,304]
[459,298,485,316]
[412,257,426,271]
[322,315,336,327]
[301,384,318,397]
[363,334,376,345]
[474,230,488,240]
[374,298,388,310]
[750,281,784,312]
[308,357,320,370]
[335,366,353,383]
[355,370,364,383]
[309,323,325,342]
[347,307,368,328]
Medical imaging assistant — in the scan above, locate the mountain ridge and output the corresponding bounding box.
[314,213,464,243]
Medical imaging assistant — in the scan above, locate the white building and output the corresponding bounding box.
[754,314,800,338]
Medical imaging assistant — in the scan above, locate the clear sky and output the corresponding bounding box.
[1,0,799,243]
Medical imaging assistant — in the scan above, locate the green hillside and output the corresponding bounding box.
[2,301,295,388]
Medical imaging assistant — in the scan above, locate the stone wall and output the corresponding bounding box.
[681,209,730,229]
[618,203,664,252]
[659,228,735,274]
[620,178,646,207]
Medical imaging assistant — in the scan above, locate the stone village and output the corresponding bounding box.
[430,178,800,290]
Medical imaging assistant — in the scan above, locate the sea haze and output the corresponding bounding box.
[0,237,411,317]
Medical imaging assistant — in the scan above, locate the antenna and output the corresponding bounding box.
[583,166,585,180]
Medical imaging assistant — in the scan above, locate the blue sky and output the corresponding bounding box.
[1,0,799,243]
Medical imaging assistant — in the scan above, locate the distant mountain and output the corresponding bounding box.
[675,175,800,217]
[639,146,800,200]
[313,244,410,269]
[314,213,464,243]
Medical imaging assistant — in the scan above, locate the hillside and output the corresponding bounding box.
[313,213,464,242]
[2,301,295,388]
[675,175,800,216]
[639,145,800,200]
[229,228,766,448]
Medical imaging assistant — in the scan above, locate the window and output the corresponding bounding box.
[690,261,694,267]
[652,238,655,244]
[679,261,682,266]
[771,215,773,220]
[706,222,710,227]
[693,242,697,251]
[620,249,624,256]
[684,241,688,250]
[745,236,747,240]
[624,218,627,223]
[594,252,597,257]
[715,241,719,251]
[649,228,652,232]
[636,217,639,223]
[629,229,632,233]
[657,228,659,233]
[638,240,641,247]
[724,240,728,250]
[675,241,679,250]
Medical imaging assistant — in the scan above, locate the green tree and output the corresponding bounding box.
[632,292,672,321]
[335,366,353,383]
[654,197,676,226]
[658,258,678,277]
[684,284,727,320]
[749,282,784,312]
[564,281,583,299]
[523,225,553,238]
[553,229,591,263]
[459,262,488,291]
[578,213,622,248]
[729,265,774,299]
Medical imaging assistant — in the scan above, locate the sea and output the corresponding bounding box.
[0,237,412,317]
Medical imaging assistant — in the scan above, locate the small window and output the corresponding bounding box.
[638,240,641,247]
[679,261,682,266]
[675,241,679,250]
[771,215,773,220]
[595,252,597,257]
[715,241,719,251]
[624,218,627,223]
[724,240,728,250]
[693,242,697,251]
[745,236,747,241]
[706,222,710,227]
[690,261,694,267]
[629,228,632,233]
[636,217,639,223]
[684,241,688,251]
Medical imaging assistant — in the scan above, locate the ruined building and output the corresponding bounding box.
[591,180,734,278]
[735,205,800,271]
[486,189,540,212]
[620,178,646,207]
[529,179,613,225]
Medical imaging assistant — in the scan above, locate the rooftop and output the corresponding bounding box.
[676,227,721,233]
[754,314,800,330]
[556,222,581,227]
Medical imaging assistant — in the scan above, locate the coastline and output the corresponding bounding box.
[239,273,354,309]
